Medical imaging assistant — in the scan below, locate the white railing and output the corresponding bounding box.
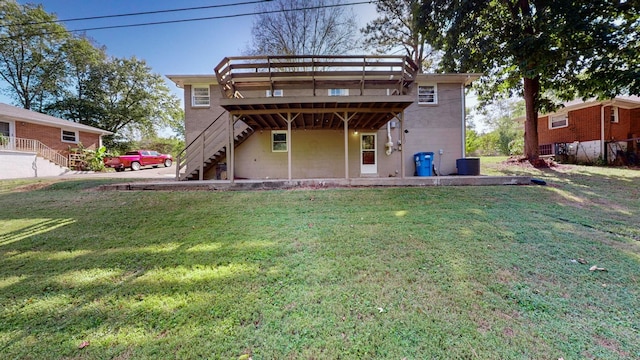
[0,137,69,168]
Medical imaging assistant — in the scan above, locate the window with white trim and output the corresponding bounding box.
[610,106,619,123]
[192,86,210,107]
[61,129,78,143]
[549,114,568,129]
[266,89,283,97]
[328,89,349,96]
[418,85,437,104]
[271,131,288,152]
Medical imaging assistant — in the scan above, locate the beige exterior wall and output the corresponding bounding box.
[180,77,468,179]
[402,82,465,176]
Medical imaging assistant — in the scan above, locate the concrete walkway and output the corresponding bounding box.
[97,175,531,191]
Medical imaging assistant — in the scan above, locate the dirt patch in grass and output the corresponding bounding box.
[11,181,57,192]
[592,335,629,358]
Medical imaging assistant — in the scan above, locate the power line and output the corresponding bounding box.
[12,0,272,26]
[64,1,373,33]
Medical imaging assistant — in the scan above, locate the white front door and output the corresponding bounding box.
[360,133,377,174]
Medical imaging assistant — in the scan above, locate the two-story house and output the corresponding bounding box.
[168,55,480,181]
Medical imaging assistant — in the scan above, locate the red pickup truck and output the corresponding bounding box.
[103,150,173,172]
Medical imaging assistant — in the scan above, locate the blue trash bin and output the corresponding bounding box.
[414,152,434,176]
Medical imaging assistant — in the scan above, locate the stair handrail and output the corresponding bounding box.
[1,137,68,168]
[176,111,227,180]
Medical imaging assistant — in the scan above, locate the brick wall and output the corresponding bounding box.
[538,105,601,145]
[14,122,101,156]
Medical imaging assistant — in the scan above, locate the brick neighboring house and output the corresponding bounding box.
[0,103,112,178]
[524,96,640,164]
[168,55,480,181]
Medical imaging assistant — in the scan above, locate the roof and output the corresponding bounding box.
[0,103,112,135]
[166,75,218,89]
[416,73,482,86]
[514,96,640,122]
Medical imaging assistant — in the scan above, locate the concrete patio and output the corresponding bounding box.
[97,175,531,191]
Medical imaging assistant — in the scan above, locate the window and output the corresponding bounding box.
[266,89,283,97]
[61,129,78,143]
[192,86,210,106]
[271,131,288,152]
[610,106,619,123]
[549,114,568,129]
[418,85,437,104]
[0,121,9,137]
[328,89,349,96]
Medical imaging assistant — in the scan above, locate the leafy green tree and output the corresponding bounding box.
[361,0,439,72]
[465,124,481,156]
[82,56,183,148]
[0,1,70,111]
[419,0,639,163]
[247,0,358,55]
[46,36,108,124]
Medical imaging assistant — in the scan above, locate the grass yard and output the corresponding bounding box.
[1,159,639,359]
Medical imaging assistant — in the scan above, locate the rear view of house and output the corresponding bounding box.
[168,55,480,181]
[0,103,112,179]
[535,96,640,164]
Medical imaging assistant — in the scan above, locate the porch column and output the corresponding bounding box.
[344,112,349,179]
[287,113,292,180]
[228,114,235,183]
[400,111,405,179]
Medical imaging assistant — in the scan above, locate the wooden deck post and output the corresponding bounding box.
[288,113,292,180]
[400,111,405,179]
[344,112,349,179]
[229,114,235,183]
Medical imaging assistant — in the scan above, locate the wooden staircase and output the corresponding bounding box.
[176,112,254,181]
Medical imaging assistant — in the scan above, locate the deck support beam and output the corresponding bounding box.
[400,111,405,179]
[229,114,235,183]
[288,113,292,180]
[344,112,349,179]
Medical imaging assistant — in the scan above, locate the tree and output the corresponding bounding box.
[46,36,108,125]
[82,56,183,147]
[247,0,358,55]
[361,0,439,72]
[0,1,70,111]
[419,0,639,164]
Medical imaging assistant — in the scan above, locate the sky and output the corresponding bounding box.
[10,0,379,104]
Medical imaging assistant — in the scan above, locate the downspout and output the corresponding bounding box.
[600,104,605,162]
[385,121,393,156]
[600,100,612,163]
[461,83,466,158]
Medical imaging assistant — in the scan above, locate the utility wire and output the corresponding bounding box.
[0,1,373,41]
[11,0,272,26]
[64,1,373,33]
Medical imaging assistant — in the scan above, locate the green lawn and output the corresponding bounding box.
[1,159,639,359]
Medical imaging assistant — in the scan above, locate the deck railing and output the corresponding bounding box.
[0,137,69,168]
[214,55,419,99]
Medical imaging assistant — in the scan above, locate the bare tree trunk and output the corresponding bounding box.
[523,76,540,163]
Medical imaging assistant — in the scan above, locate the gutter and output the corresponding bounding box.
[600,100,612,162]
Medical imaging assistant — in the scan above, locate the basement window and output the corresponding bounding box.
[271,131,288,152]
[549,114,568,129]
[61,129,78,143]
[192,86,210,107]
[418,85,437,104]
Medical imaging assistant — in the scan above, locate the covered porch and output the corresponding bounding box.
[215,55,419,182]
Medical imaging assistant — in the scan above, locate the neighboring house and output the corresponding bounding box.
[0,103,112,179]
[167,55,480,181]
[531,96,640,164]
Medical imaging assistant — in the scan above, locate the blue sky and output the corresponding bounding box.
[11,0,378,103]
